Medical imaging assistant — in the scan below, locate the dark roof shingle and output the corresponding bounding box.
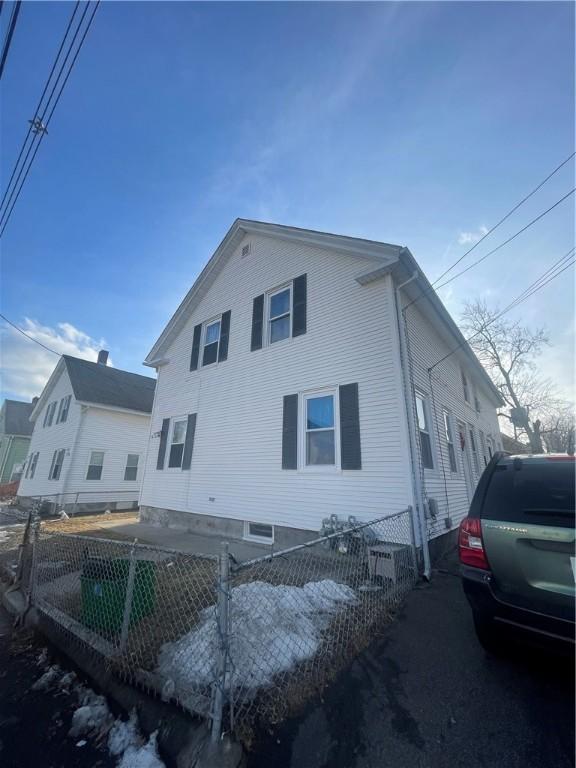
[63,356,156,413]
[0,400,35,436]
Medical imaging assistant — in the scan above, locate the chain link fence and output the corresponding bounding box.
[7,507,417,744]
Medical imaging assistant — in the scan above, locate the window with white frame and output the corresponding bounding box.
[48,449,65,480]
[124,453,139,481]
[243,521,274,543]
[304,392,336,466]
[416,393,434,469]
[26,451,39,479]
[461,370,470,404]
[487,436,494,459]
[57,395,71,424]
[86,450,104,480]
[468,427,480,475]
[44,401,57,427]
[202,318,221,366]
[474,392,481,413]
[479,430,488,466]
[168,418,187,468]
[268,285,291,344]
[442,410,457,473]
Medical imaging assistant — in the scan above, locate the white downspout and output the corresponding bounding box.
[394,271,432,580]
[61,405,87,510]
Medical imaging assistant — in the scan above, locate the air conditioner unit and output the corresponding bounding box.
[367,543,409,584]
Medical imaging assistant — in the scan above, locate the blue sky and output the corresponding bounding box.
[1,1,574,401]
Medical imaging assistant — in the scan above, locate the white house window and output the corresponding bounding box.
[268,286,291,344]
[479,430,488,466]
[243,521,274,543]
[468,427,480,475]
[44,401,57,428]
[487,436,494,458]
[474,392,481,413]
[305,393,336,466]
[202,319,221,366]
[461,370,470,404]
[48,449,65,481]
[86,451,104,480]
[57,395,71,424]
[26,451,39,479]
[443,410,457,473]
[168,419,187,468]
[415,393,434,470]
[124,453,139,481]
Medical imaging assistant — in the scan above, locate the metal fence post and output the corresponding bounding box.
[119,539,138,652]
[211,541,230,744]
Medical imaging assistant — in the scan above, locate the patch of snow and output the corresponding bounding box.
[76,740,87,747]
[32,665,61,691]
[0,531,10,543]
[37,648,48,667]
[108,710,143,756]
[69,688,113,738]
[157,579,356,697]
[59,510,70,520]
[58,671,77,690]
[117,732,164,768]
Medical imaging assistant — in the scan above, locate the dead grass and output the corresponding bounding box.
[41,511,139,540]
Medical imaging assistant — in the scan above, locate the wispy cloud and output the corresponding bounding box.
[457,225,488,245]
[1,319,107,400]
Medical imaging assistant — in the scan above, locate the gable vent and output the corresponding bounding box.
[241,243,251,258]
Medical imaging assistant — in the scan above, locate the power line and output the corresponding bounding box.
[428,249,576,372]
[0,0,22,79]
[431,152,575,287]
[0,1,81,214]
[0,313,60,356]
[0,1,100,237]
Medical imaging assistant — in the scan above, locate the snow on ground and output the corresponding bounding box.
[31,652,165,767]
[157,578,356,700]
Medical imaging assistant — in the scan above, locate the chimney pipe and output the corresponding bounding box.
[97,350,109,366]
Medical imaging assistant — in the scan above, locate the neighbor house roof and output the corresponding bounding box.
[62,356,156,413]
[144,218,502,406]
[0,400,34,436]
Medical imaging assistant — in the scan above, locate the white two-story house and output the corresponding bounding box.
[140,220,502,570]
[18,352,156,514]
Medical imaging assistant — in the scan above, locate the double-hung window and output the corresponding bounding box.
[48,449,65,481]
[416,393,434,469]
[304,393,336,466]
[168,418,187,468]
[44,401,57,427]
[26,452,39,479]
[443,410,457,473]
[124,453,139,481]
[487,436,494,459]
[479,430,488,466]
[268,285,291,344]
[468,427,480,475]
[86,451,104,480]
[461,370,471,405]
[202,319,221,366]
[57,395,71,424]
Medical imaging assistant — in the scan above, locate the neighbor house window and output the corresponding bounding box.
[304,393,336,466]
[26,452,39,479]
[43,401,57,427]
[243,521,274,543]
[48,449,65,481]
[268,285,291,344]
[461,370,470,404]
[468,427,480,475]
[487,436,494,459]
[168,418,187,468]
[57,395,71,424]
[474,392,481,413]
[202,318,221,366]
[415,393,434,469]
[479,430,488,466]
[86,451,104,480]
[124,453,139,481]
[443,410,457,473]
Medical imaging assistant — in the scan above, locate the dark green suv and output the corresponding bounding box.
[459,453,575,652]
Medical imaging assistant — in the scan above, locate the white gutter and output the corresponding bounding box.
[394,271,432,580]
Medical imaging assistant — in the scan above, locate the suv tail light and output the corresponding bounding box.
[458,517,489,570]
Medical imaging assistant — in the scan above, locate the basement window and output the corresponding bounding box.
[243,521,274,544]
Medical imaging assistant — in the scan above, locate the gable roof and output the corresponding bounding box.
[63,356,156,413]
[0,400,34,436]
[144,218,502,405]
[144,218,402,365]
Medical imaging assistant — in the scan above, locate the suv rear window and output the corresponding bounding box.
[482,459,575,528]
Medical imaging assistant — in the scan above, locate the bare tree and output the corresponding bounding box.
[461,300,561,453]
[540,403,575,454]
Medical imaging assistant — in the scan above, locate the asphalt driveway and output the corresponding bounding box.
[247,552,575,768]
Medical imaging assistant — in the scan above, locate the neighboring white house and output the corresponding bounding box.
[139,219,503,568]
[18,351,156,514]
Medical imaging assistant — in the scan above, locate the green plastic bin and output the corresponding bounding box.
[80,556,156,635]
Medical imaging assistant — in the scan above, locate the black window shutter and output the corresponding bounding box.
[292,273,307,337]
[190,324,202,371]
[282,394,298,469]
[339,383,362,470]
[181,413,197,470]
[218,311,231,362]
[157,418,170,470]
[251,294,264,351]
